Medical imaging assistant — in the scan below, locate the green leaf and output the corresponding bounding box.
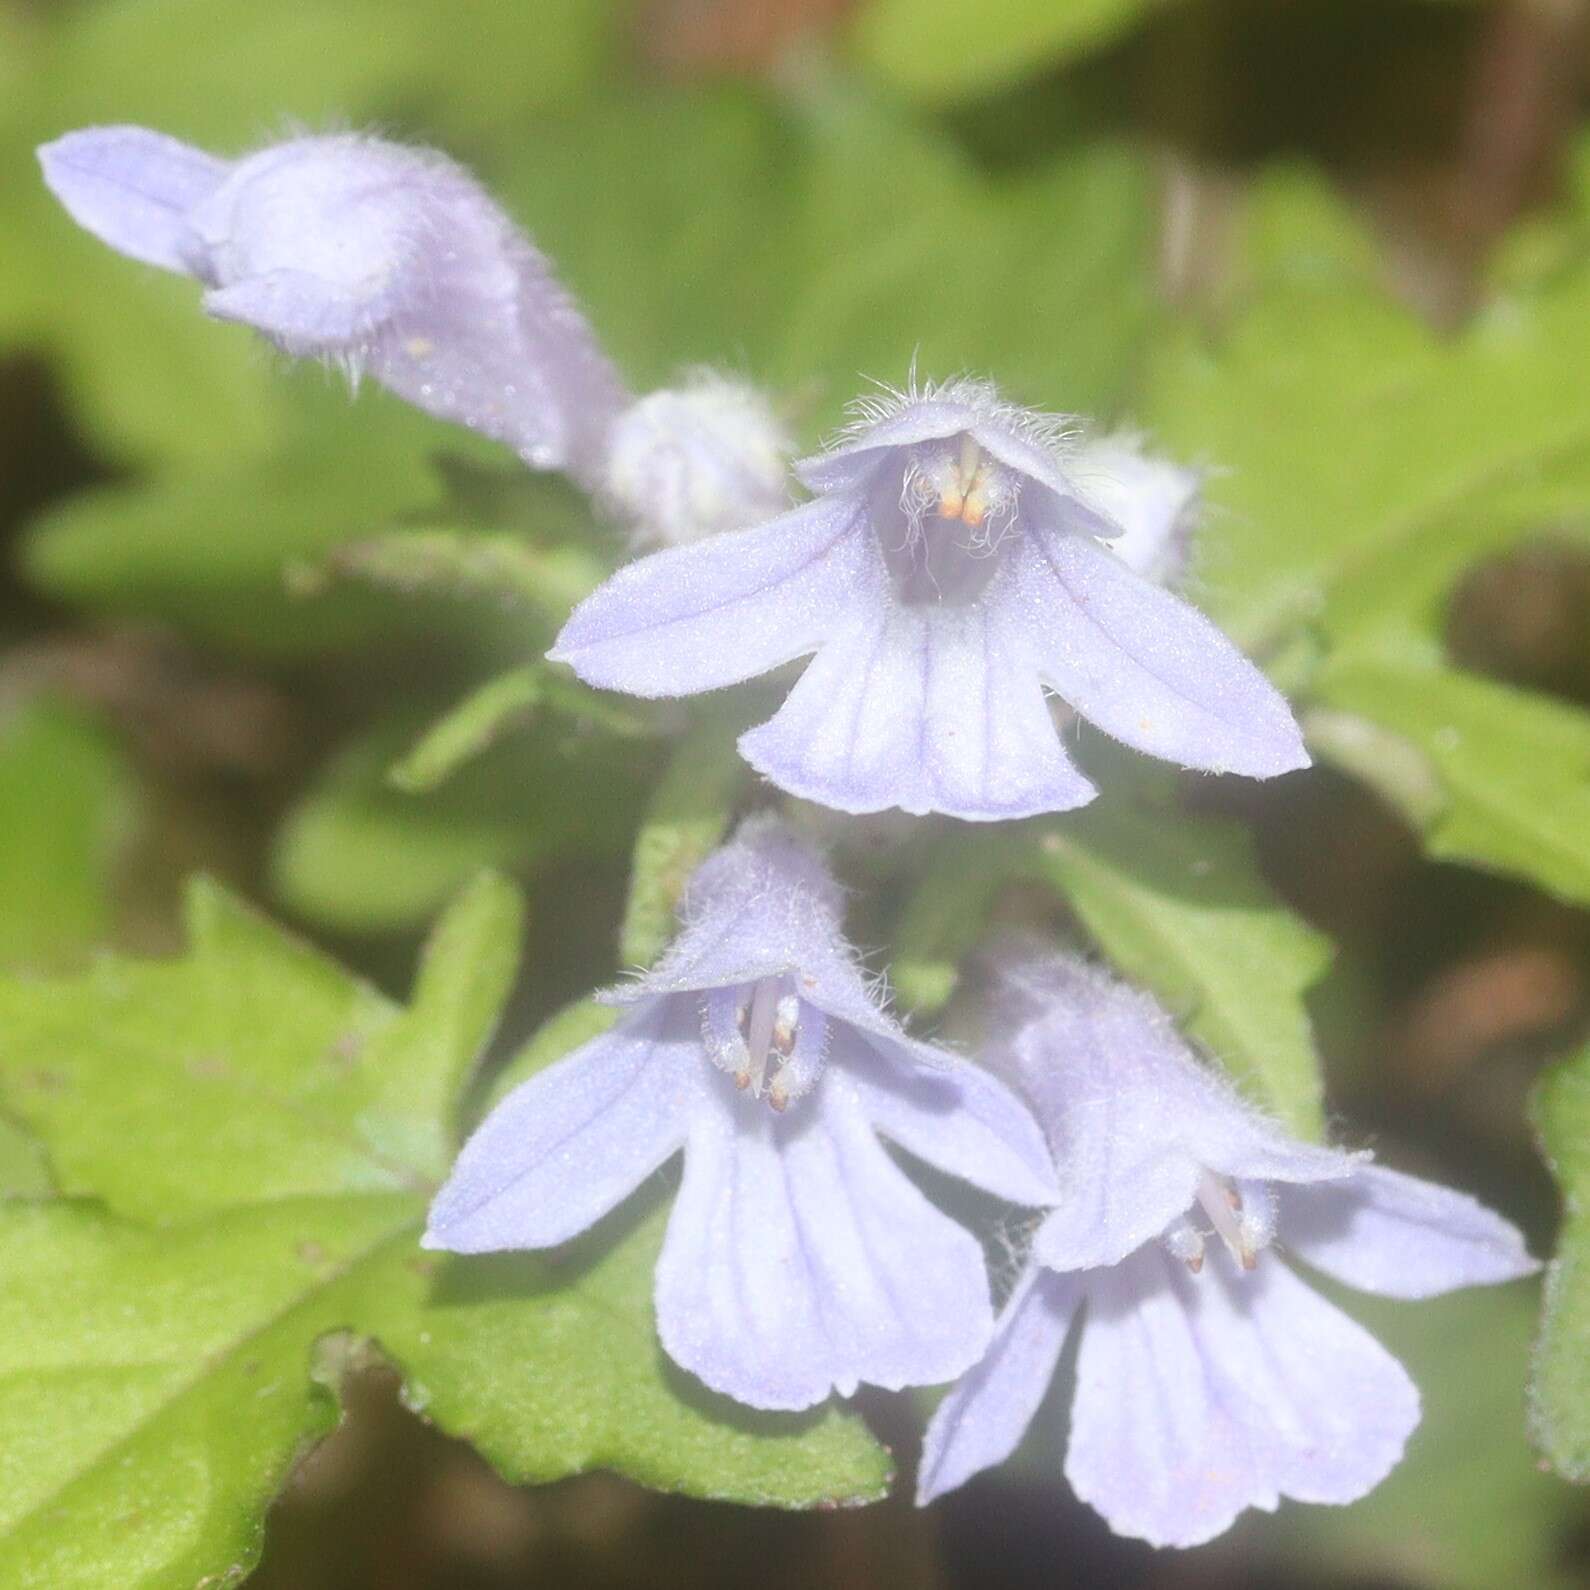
[891,833,1023,1016]
[389,666,649,796]
[1531,1040,1590,1481]
[1312,636,1590,908]
[272,714,653,934]
[294,525,604,629]
[619,712,750,969]
[1146,168,1590,652]
[355,871,525,1181]
[0,1194,421,1590]
[0,698,139,973]
[0,876,483,1219]
[1144,165,1590,904]
[849,0,1170,105]
[389,668,547,795]
[22,362,606,659]
[0,880,889,1587]
[21,384,517,657]
[0,1115,51,1200]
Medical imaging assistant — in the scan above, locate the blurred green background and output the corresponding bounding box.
[1,0,1588,1586]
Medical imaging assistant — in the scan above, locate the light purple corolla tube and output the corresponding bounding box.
[916,943,1540,1547]
[551,376,1309,822]
[424,817,1060,1413]
[37,125,630,485]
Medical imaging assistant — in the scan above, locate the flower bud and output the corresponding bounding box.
[1073,431,1203,586]
[602,372,792,546]
[40,126,629,483]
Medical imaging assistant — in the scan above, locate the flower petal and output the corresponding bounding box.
[984,951,1353,1272]
[550,494,875,697]
[1191,1251,1421,1507]
[38,126,227,273]
[608,815,879,1020]
[796,396,986,493]
[204,272,374,346]
[844,1034,1060,1207]
[1066,1246,1419,1548]
[422,997,700,1253]
[1280,1163,1539,1299]
[654,1070,995,1410]
[738,596,1097,821]
[916,1267,1080,1504]
[1031,1146,1201,1275]
[1011,527,1309,778]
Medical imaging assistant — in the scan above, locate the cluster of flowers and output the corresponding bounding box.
[41,126,1538,1548]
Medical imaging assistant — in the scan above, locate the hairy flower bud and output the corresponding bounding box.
[1074,431,1202,585]
[603,371,793,546]
[39,125,629,483]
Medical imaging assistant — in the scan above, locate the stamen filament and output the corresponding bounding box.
[739,977,781,1097]
[1197,1169,1256,1270]
[734,980,807,1109]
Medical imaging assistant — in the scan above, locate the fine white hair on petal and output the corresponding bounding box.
[835,370,1078,459]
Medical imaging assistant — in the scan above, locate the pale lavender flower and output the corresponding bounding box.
[424,818,1058,1412]
[917,946,1538,1546]
[551,376,1307,821]
[1073,431,1202,586]
[38,126,628,483]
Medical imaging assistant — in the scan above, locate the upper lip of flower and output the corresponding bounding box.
[795,386,1098,524]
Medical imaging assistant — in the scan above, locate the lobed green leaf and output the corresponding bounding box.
[0,877,891,1587]
[1531,1041,1590,1482]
